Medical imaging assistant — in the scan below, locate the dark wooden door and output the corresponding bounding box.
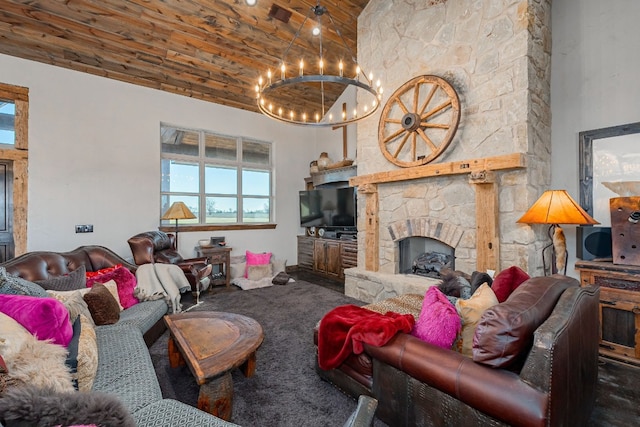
[0,161,14,262]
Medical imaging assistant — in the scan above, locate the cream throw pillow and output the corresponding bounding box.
[247,264,273,281]
[47,288,96,327]
[454,283,499,357]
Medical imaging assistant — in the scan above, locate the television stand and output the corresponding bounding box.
[297,235,357,282]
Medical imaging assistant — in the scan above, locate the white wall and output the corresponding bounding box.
[0,53,341,265]
[551,0,640,277]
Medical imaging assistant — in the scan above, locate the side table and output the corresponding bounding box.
[195,246,232,288]
[575,260,640,366]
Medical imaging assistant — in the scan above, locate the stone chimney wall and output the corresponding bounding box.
[354,0,552,278]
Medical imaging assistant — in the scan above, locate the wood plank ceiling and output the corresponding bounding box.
[0,0,370,115]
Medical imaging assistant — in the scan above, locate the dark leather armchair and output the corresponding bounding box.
[128,231,212,293]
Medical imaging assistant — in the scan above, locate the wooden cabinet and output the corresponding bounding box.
[314,239,342,279]
[575,260,640,366]
[297,235,357,281]
[297,236,314,271]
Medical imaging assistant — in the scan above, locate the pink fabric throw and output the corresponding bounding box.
[245,250,272,278]
[86,266,139,309]
[411,286,461,349]
[318,304,415,370]
[0,294,72,346]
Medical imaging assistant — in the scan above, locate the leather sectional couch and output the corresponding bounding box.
[315,275,600,427]
[1,246,237,427]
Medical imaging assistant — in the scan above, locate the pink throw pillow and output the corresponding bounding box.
[411,287,461,349]
[491,266,530,303]
[245,250,272,278]
[86,266,139,309]
[0,294,72,346]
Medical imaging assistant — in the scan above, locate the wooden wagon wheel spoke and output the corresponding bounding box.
[393,132,411,158]
[416,128,438,152]
[419,84,438,116]
[378,75,461,167]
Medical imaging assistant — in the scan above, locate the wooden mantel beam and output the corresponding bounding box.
[351,153,527,273]
[350,153,526,187]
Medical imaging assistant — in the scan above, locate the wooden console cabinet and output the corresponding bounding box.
[297,235,357,281]
[575,260,640,366]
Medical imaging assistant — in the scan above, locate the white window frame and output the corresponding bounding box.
[160,123,274,226]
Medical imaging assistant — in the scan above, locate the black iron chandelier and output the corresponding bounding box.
[255,2,382,127]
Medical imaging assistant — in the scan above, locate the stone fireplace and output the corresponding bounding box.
[345,0,552,303]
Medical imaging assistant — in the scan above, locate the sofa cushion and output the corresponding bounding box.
[35,265,87,291]
[94,323,162,413]
[132,398,239,427]
[491,266,530,303]
[117,300,168,334]
[472,275,576,369]
[411,287,461,349]
[454,283,499,357]
[0,293,72,346]
[86,266,139,309]
[83,283,120,326]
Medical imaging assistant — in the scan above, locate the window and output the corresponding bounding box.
[160,124,273,227]
[0,101,15,146]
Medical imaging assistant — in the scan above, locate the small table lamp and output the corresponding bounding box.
[161,201,196,248]
[517,190,599,275]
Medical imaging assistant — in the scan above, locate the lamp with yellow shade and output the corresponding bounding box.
[517,190,598,275]
[161,201,196,248]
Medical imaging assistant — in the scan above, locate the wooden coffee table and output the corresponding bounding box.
[164,311,264,421]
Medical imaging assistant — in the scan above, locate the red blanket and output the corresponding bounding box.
[317,304,415,371]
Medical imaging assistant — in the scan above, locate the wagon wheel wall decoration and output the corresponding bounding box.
[378,75,461,167]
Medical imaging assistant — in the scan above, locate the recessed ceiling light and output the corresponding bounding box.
[246,0,257,6]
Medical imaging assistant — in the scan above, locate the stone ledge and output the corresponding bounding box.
[344,267,441,303]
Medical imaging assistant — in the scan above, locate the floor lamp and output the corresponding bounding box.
[161,201,196,249]
[517,190,598,275]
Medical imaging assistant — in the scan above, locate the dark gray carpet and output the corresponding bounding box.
[149,281,386,427]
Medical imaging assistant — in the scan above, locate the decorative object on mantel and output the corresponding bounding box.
[317,152,332,170]
[309,160,319,174]
[378,75,461,168]
[161,201,196,247]
[517,190,598,275]
[255,1,382,127]
[601,181,640,197]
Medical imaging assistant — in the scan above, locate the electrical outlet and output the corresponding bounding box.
[75,224,94,233]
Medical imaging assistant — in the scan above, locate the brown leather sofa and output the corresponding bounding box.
[315,275,600,427]
[1,245,167,345]
[127,231,212,293]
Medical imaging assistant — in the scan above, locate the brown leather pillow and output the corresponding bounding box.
[83,283,120,326]
[472,275,577,369]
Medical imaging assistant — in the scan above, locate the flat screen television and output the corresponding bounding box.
[299,187,356,229]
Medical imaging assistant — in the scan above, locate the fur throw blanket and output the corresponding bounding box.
[135,264,191,313]
[0,385,135,427]
[317,304,414,371]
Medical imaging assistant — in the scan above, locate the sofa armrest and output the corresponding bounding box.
[519,285,600,426]
[364,334,548,427]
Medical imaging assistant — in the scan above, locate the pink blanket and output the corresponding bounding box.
[317,304,414,370]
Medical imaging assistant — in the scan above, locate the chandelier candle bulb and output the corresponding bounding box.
[299,59,304,76]
[339,61,343,77]
[319,58,324,75]
[281,63,285,80]
[267,70,272,84]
